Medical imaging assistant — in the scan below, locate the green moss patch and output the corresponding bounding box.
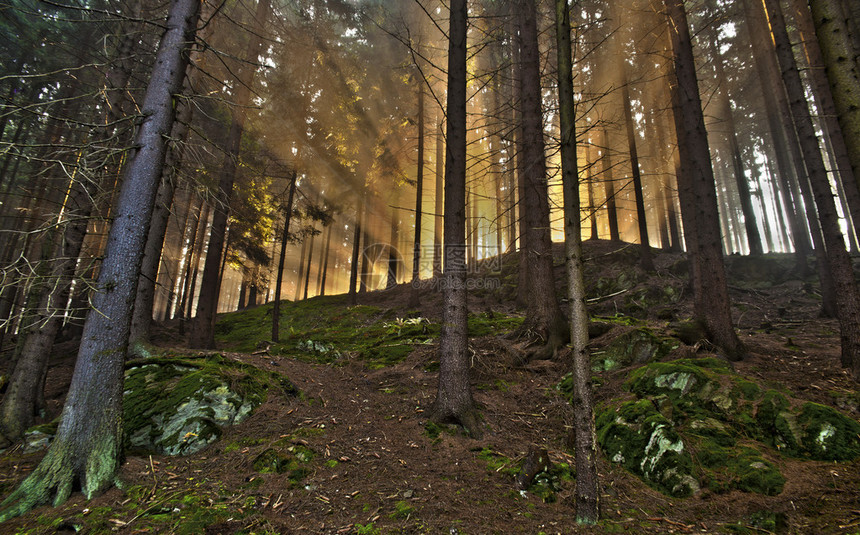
[591,328,680,372]
[123,353,297,455]
[596,399,698,497]
[251,444,314,485]
[594,357,860,499]
[215,296,523,369]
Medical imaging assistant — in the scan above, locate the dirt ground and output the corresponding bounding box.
[1,241,859,534]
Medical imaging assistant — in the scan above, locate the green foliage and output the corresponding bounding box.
[122,353,296,455]
[596,356,860,499]
[355,522,381,535]
[216,296,523,369]
[251,444,313,485]
[390,500,415,519]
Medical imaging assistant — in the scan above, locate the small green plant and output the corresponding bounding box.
[390,500,415,519]
[355,523,381,535]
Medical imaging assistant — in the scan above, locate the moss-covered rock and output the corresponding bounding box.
[591,329,679,372]
[595,358,797,498]
[593,357,860,499]
[123,354,297,455]
[596,399,699,497]
[796,402,860,461]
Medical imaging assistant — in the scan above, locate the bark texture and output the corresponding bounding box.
[808,0,860,196]
[0,0,200,519]
[515,0,568,360]
[763,0,860,379]
[430,0,480,437]
[555,0,599,522]
[665,0,744,360]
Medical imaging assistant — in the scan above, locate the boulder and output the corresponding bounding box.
[123,354,295,455]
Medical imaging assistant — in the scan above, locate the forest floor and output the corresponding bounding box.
[1,240,859,534]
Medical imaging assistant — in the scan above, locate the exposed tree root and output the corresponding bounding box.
[0,445,76,522]
[508,316,570,366]
[430,403,483,439]
[0,431,119,522]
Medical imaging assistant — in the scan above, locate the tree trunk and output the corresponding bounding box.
[430,0,480,437]
[0,0,200,519]
[348,192,365,306]
[555,0,599,522]
[179,201,210,334]
[303,228,316,300]
[0,176,91,442]
[793,0,860,245]
[808,0,860,197]
[515,0,569,361]
[702,0,764,256]
[318,222,333,296]
[433,118,444,278]
[190,0,270,349]
[763,0,860,379]
[665,0,744,360]
[601,127,621,242]
[410,75,425,308]
[294,233,309,301]
[621,80,655,270]
[272,172,297,342]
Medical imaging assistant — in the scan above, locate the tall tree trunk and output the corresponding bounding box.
[745,0,837,311]
[318,222,333,296]
[0,0,200,518]
[0,175,92,442]
[665,0,744,360]
[128,106,187,353]
[763,0,860,379]
[433,119,444,278]
[808,0,860,197]
[410,75,425,308]
[555,0,599,522]
[793,0,860,244]
[179,201,210,334]
[515,0,568,361]
[294,233,309,301]
[601,127,621,242]
[702,0,764,255]
[348,192,365,305]
[386,208,399,290]
[430,0,480,437]
[272,172,297,342]
[190,0,270,349]
[621,80,655,270]
[303,228,316,300]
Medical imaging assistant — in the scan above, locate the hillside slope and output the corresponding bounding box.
[1,240,858,534]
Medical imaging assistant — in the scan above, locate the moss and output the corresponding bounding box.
[796,402,860,460]
[252,445,314,485]
[252,448,292,474]
[596,400,697,497]
[727,448,785,496]
[526,461,574,503]
[390,500,415,519]
[754,391,800,454]
[735,380,761,401]
[467,311,524,336]
[123,353,296,455]
[476,447,519,477]
[626,359,717,401]
[592,329,680,372]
